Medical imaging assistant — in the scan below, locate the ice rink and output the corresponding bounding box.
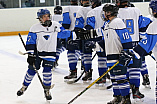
[0,35,156,104]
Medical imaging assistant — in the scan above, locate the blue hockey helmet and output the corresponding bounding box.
[91,0,101,8]
[54,6,62,14]
[37,9,51,19]
[149,0,157,18]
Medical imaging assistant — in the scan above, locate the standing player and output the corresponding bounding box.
[74,0,93,82]
[129,0,157,102]
[62,0,82,82]
[17,9,74,100]
[85,0,109,87]
[77,4,133,103]
[52,6,66,68]
[116,0,152,100]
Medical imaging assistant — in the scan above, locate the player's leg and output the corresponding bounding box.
[17,57,42,96]
[42,60,54,100]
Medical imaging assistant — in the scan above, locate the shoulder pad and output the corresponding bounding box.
[109,18,126,29]
[146,20,157,35]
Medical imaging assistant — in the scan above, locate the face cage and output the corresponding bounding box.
[39,14,52,24]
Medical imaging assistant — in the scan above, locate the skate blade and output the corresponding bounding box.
[98,83,107,90]
[144,85,151,89]
[133,98,144,103]
[83,80,92,84]
[46,100,51,104]
[66,78,76,84]
[50,84,55,89]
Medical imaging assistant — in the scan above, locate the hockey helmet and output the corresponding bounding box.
[149,0,157,18]
[37,9,52,27]
[115,0,130,8]
[103,4,119,20]
[54,6,62,14]
[91,0,101,8]
[80,0,90,7]
[37,9,51,19]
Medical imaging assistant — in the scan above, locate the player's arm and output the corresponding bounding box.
[115,29,133,50]
[62,7,71,29]
[26,32,37,54]
[138,16,152,32]
[133,34,157,57]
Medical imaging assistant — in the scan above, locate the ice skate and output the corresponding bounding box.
[119,94,131,104]
[95,77,106,89]
[131,85,144,102]
[17,84,28,96]
[44,89,52,100]
[64,69,77,82]
[142,74,151,89]
[82,69,93,82]
[107,95,122,104]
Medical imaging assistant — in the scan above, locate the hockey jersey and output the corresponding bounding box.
[134,19,157,57]
[62,6,82,30]
[96,18,133,66]
[26,21,72,62]
[117,7,151,45]
[52,14,63,24]
[75,6,92,29]
[86,4,105,29]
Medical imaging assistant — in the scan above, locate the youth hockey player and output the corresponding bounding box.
[74,0,93,82]
[62,0,82,82]
[77,3,133,103]
[85,0,109,88]
[125,0,157,102]
[52,6,66,68]
[116,0,152,90]
[116,0,152,100]
[64,0,93,82]
[17,9,75,100]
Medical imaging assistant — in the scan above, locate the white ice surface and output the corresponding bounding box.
[0,35,156,104]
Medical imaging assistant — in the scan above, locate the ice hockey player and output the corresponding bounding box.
[62,0,82,82]
[117,0,151,90]
[116,0,152,100]
[64,0,93,82]
[74,0,93,82]
[77,3,133,103]
[52,5,66,68]
[85,0,109,88]
[17,9,75,100]
[124,0,157,102]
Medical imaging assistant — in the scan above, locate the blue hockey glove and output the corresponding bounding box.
[119,50,133,66]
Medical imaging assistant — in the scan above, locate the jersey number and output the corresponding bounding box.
[123,19,134,35]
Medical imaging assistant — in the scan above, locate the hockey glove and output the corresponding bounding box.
[119,50,133,66]
[27,54,36,65]
[76,29,97,40]
[85,41,96,51]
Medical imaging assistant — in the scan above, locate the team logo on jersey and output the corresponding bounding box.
[43,35,50,40]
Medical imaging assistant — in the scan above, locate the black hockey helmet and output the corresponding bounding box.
[149,0,157,18]
[91,0,101,8]
[80,0,90,7]
[54,6,62,14]
[115,0,130,8]
[102,3,119,21]
[103,3,119,16]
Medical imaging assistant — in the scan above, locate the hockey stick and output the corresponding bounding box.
[67,52,97,84]
[18,33,54,89]
[67,61,119,104]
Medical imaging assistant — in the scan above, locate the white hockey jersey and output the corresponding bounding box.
[62,6,82,30]
[96,18,132,66]
[86,4,105,29]
[52,14,63,24]
[75,6,92,29]
[26,21,72,61]
[117,7,141,42]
